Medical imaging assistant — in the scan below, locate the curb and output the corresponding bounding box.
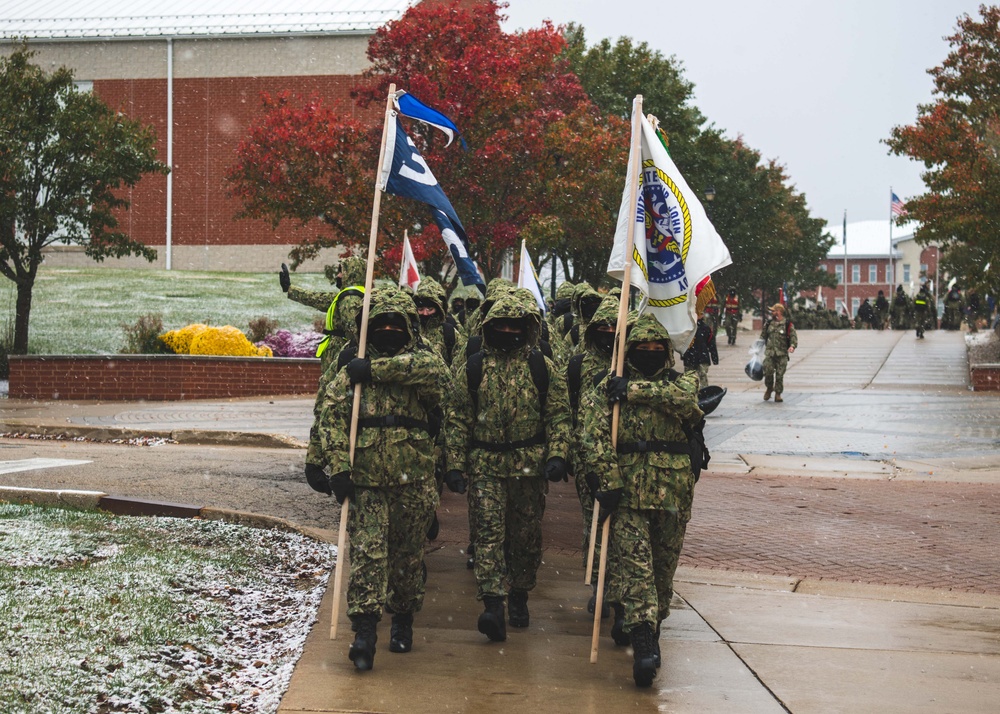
[0,486,335,544]
[0,421,306,449]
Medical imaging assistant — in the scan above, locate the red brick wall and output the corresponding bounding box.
[8,355,321,401]
[970,365,1000,392]
[95,75,374,251]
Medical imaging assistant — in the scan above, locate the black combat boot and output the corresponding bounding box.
[587,583,611,619]
[348,614,378,671]
[466,542,475,570]
[426,512,439,541]
[610,603,629,646]
[508,589,529,628]
[389,612,414,653]
[477,595,507,642]
[630,622,657,687]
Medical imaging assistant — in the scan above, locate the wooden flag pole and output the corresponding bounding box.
[591,93,643,664]
[330,83,397,640]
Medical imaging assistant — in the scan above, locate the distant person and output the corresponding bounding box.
[723,289,742,345]
[890,286,910,330]
[761,303,797,403]
[965,288,982,333]
[857,299,876,330]
[874,290,889,330]
[942,285,964,330]
[913,284,933,339]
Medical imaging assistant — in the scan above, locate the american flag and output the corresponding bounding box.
[890,192,907,217]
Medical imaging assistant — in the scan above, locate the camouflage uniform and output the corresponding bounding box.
[316,286,449,623]
[942,288,964,330]
[723,294,741,345]
[761,310,798,399]
[579,314,703,684]
[414,276,464,366]
[446,290,572,609]
[913,286,933,338]
[890,287,910,330]
[566,282,603,356]
[447,282,483,329]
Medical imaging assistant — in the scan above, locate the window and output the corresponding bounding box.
[835,298,845,315]
[886,265,892,283]
[852,264,860,283]
[903,264,911,283]
[920,263,928,275]
[851,297,860,316]
[869,265,877,283]
[835,264,844,285]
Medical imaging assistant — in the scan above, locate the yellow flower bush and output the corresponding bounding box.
[160,324,272,357]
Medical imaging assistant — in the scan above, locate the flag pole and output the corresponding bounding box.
[591,94,643,665]
[888,188,894,295]
[842,210,848,319]
[330,82,397,641]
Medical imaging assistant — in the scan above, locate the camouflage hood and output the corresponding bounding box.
[482,287,542,351]
[415,275,447,325]
[556,281,577,301]
[341,255,367,288]
[583,289,622,351]
[467,278,515,336]
[573,282,603,325]
[361,284,420,354]
[625,312,675,373]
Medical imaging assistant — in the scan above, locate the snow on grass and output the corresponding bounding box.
[0,504,334,713]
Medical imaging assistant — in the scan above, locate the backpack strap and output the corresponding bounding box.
[443,321,457,363]
[466,350,484,414]
[465,334,483,360]
[568,353,585,417]
[528,348,550,413]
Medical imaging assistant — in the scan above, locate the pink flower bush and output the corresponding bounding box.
[256,330,324,358]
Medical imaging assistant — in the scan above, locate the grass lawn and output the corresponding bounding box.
[0,503,332,714]
[3,267,337,355]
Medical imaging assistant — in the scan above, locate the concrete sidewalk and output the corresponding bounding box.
[3,328,1000,711]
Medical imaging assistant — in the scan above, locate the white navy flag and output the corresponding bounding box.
[607,109,731,348]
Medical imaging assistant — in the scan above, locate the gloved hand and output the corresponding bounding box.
[544,456,568,482]
[279,263,290,293]
[595,487,624,525]
[346,357,372,385]
[444,469,467,495]
[304,463,331,495]
[584,472,600,499]
[329,470,355,505]
[607,375,629,403]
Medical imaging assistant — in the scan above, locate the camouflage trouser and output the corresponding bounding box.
[611,505,690,632]
[763,354,789,395]
[696,363,710,388]
[346,479,439,618]
[725,316,738,344]
[469,474,547,599]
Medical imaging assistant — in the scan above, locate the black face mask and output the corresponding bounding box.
[369,328,408,356]
[552,298,572,317]
[628,349,668,377]
[593,330,616,356]
[486,325,526,353]
[580,298,601,323]
[466,299,481,314]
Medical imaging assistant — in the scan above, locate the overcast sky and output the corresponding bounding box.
[502,0,983,231]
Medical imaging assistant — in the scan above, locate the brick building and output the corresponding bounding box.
[804,220,942,318]
[0,0,465,273]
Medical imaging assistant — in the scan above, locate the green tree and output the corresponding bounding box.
[886,5,1000,288]
[0,47,168,354]
[685,130,834,311]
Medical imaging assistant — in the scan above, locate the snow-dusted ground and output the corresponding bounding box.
[0,505,334,714]
[967,327,1000,363]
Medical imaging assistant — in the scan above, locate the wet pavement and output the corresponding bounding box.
[3,327,1000,712]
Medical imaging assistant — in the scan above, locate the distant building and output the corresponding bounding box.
[0,0,466,272]
[802,220,942,317]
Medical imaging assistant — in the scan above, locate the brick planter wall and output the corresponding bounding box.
[970,364,1000,392]
[8,355,321,401]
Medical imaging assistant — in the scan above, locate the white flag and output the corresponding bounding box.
[607,110,732,349]
[399,232,421,292]
[517,240,547,315]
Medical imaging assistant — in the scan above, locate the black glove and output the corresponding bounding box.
[607,375,629,403]
[304,463,331,495]
[329,470,355,504]
[444,469,467,495]
[346,357,372,385]
[584,472,600,499]
[279,263,290,293]
[595,487,624,525]
[544,456,568,482]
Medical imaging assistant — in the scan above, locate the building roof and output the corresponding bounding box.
[0,0,419,39]
[825,219,919,259]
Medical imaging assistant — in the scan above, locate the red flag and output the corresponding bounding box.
[399,233,421,292]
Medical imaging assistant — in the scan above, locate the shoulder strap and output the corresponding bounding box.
[568,353,585,415]
[528,348,550,413]
[465,334,483,359]
[443,322,456,362]
[570,323,580,346]
[466,350,484,413]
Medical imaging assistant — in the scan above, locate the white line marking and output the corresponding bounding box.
[0,458,93,475]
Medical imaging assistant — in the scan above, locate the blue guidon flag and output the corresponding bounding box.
[379,94,483,290]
